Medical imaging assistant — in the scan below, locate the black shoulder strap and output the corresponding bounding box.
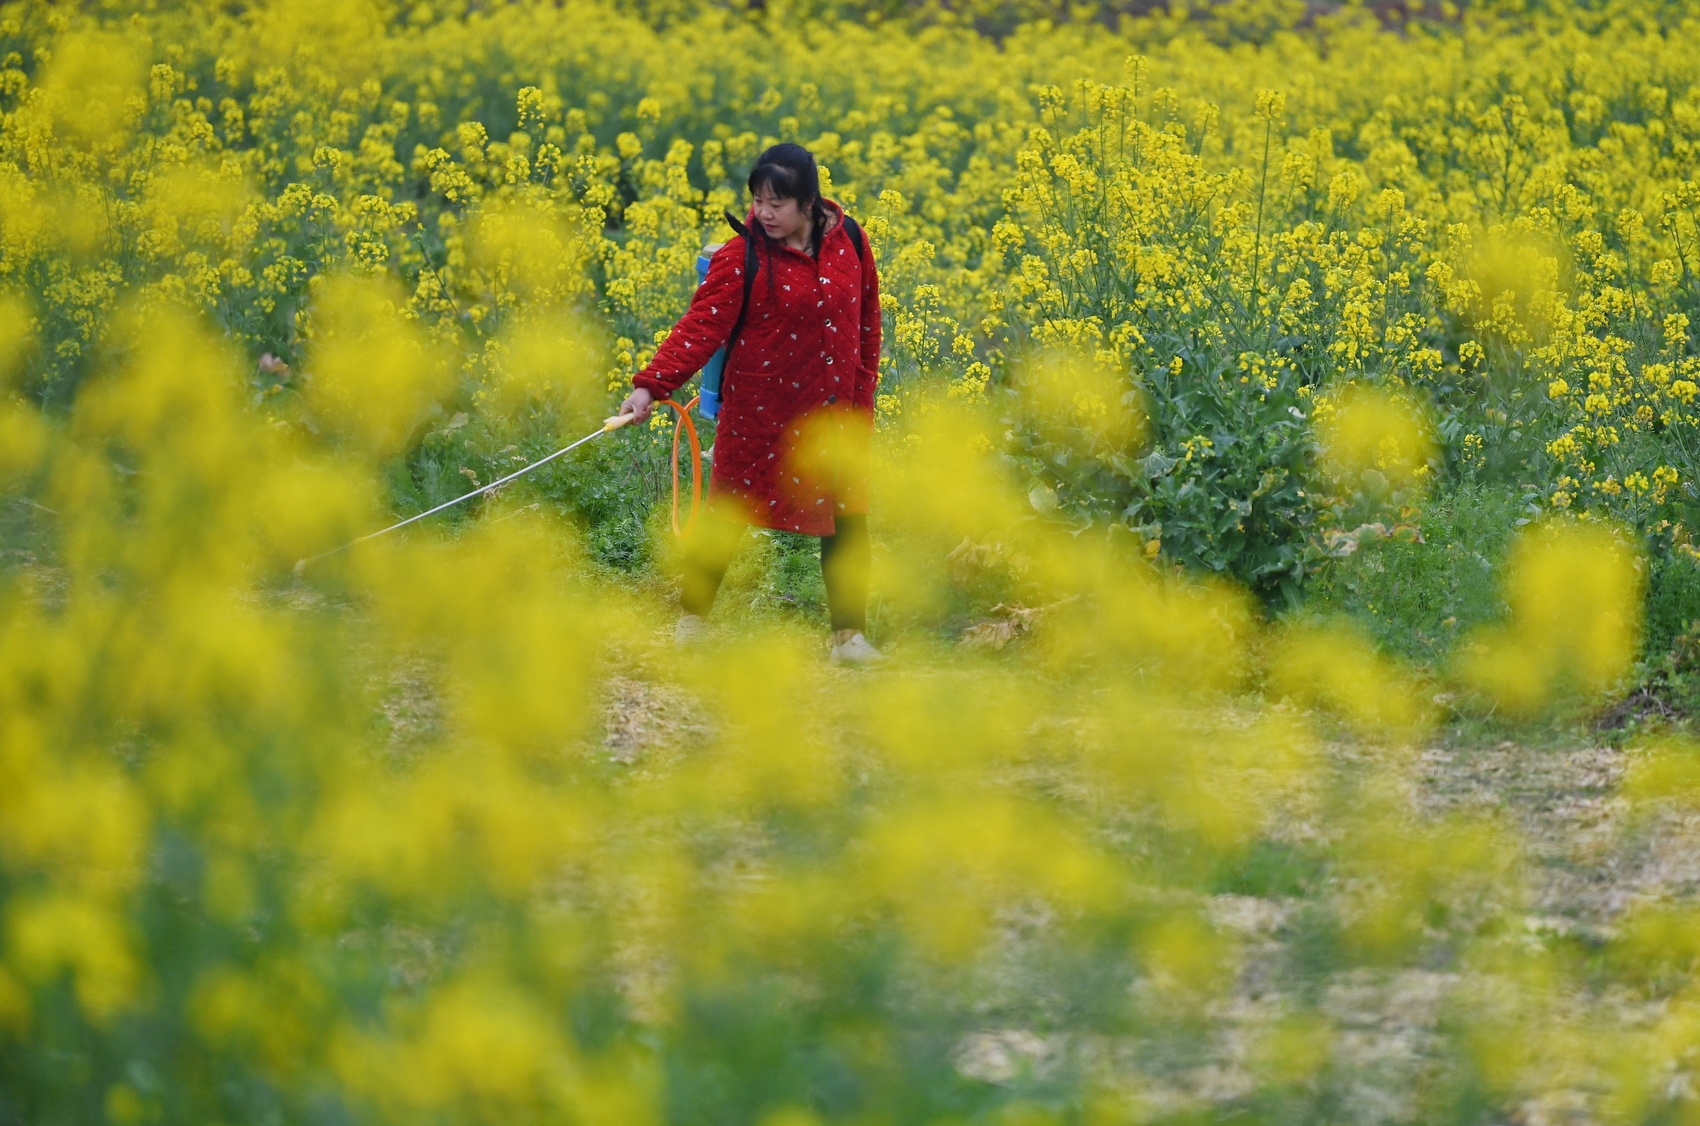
[841,213,866,263]
[721,210,760,367]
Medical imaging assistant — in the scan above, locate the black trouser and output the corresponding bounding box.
[680,513,870,632]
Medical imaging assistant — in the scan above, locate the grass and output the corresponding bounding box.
[1292,480,1700,738]
[0,492,60,597]
[536,470,1700,724]
[1645,549,1700,661]
[1298,483,1526,668]
[712,528,834,627]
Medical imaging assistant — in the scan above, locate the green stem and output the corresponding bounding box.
[1250,114,1273,329]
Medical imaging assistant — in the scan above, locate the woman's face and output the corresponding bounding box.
[752,185,809,242]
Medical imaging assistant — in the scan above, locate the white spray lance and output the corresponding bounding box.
[292,410,638,576]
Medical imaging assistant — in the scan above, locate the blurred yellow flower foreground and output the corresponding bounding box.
[0,304,1675,1125]
[3,1,1700,1124]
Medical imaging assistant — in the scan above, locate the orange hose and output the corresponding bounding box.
[653,397,703,537]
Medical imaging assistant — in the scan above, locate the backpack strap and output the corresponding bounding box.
[721,210,760,369]
[841,213,866,263]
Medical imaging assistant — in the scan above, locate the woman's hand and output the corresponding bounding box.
[620,386,655,424]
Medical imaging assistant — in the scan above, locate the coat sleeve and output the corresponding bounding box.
[854,239,882,414]
[632,239,747,400]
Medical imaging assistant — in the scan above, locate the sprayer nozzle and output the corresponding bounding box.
[292,559,307,578]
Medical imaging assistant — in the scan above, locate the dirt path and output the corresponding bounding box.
[590,672,1696,1124]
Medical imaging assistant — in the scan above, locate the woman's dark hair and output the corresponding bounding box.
[748,143,830,257]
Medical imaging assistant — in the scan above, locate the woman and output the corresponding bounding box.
[620,143,886,666]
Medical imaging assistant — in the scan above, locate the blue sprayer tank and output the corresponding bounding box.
[695,244,726,420]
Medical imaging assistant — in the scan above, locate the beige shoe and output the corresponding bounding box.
[674,613,708,646]
[829,631,887,667]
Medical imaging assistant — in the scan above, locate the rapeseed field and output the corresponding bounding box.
[4,1,1700,1122]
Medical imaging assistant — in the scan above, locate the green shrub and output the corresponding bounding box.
[1003,84,1441,604]
[1645,550,1700,662]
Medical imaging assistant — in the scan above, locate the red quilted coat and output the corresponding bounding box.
[633,199,881,536]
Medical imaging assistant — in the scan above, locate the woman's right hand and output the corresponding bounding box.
[620,386,655,424]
